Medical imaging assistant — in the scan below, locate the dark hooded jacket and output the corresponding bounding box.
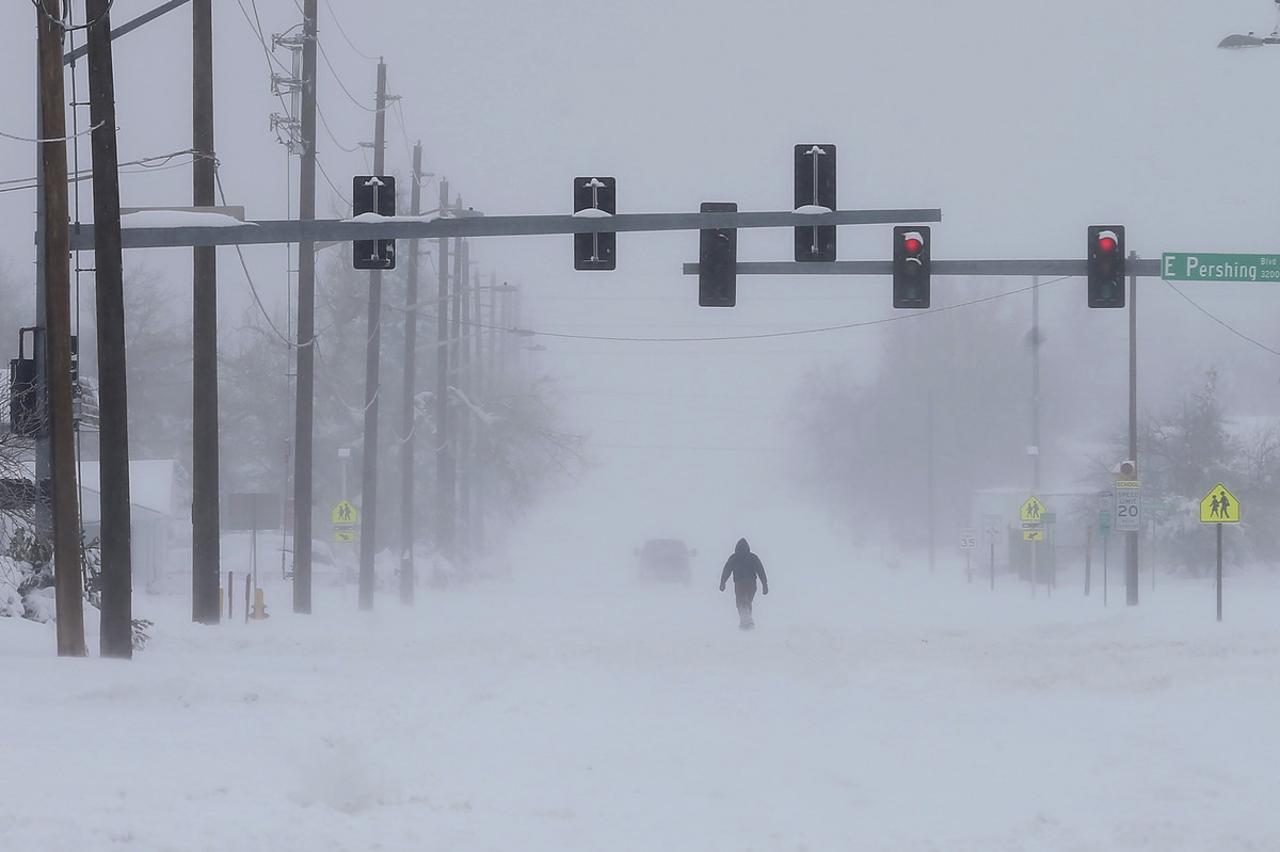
[721,538,767,589]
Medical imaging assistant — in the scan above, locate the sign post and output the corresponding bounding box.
[960,528,976,582]
[1199,483,1240,622]
[1020,496,1047,597]
[983,516,1000,591]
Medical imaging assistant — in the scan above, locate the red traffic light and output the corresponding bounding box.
[903,237,923,254]
[1097,235,1117,253]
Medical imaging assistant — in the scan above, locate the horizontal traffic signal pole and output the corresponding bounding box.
[680,258,1164,277]
[64,208,943,251]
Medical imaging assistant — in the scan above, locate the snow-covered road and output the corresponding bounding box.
[3,558,1277,852]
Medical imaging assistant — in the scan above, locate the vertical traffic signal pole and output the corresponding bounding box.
[1127,251,1139,606]
[450,233,465,564]
[399,141,422,605]
[457,246,472,561]
[292,0,319,613]
[36,0,87,657]
[191,0,220,624]
[435,180,454,570]
[86,0,133,658]
[358,60,387,611]
[470,271,485,556]
[927,390,935,573]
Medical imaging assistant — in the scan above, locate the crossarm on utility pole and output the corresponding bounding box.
[64,0,193,66]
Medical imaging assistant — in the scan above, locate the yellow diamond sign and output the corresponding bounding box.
[330,499,359,526]
[1020,496,1046,524]
[1199,484,1240,524]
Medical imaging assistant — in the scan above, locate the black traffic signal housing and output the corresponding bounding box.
[699,202,737,307]
[1087,225,1125,308]
[794,144,837,262]
[8,327,39,438]
[893,226,931,309]
[573,176,616,270]
[352,175,397,270]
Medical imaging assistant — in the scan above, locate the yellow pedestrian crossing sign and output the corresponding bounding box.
[1200,484,1240,524]
[333,529,357,543]
[1020,496,1047,524]
[330,500,359,526]
[1023,528,1044,542]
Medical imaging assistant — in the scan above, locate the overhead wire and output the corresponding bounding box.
[489,276,1077,343]
[1163,280,1280,358]
[322,0,378,61]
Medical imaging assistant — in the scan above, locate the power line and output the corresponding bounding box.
[31,0,115,31]
[515,276,1076,343]
[322,0,378,61]
[316,102,360,153]
[315,155,353,207]
[0,121,104,143]
[1163,280,1280,358]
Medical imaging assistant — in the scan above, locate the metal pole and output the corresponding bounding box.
[457,247,472,564]
[399,142,422,606]
[989,533,995,591]
[357,60,387,612]
[292,0,319,614]
[1084,523,1092,596]
[471,271,485,556]
[1127,252,1139,606]
[1103,534,1109,607]
[1032,276,1041,492]
[191,0,220,625]
[927,390,935,573]
[1031,275,1041,599]
[36,0,87,656]
[86,0,134,657]
[449,225,463,565]
[434,180,454,570]
[1216,523,1223,623]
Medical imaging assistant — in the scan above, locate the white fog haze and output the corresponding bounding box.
[3,1,1280,849]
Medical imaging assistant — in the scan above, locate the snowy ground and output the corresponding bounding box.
[3,532,1278,851]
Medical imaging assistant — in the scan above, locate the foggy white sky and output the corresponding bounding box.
[3,0,1280,532]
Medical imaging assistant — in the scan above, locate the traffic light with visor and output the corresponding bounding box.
[893,226,931,309]
[1087,225,1125,308]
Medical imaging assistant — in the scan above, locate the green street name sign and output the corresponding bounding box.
[1162,253,1280,283]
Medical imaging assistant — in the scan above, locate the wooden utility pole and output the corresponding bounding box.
[36,0,87,656]
[434,180,454,570]
[357,60,388,611]
[191,0,220,624]
[86,0,133,657]
[292,0,319,613]
[399,141,422,605]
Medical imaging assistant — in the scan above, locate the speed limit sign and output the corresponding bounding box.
[1115,482,1141,532]
[960,528,977,550]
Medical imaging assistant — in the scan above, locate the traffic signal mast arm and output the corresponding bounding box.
[681,258,1164,276]
[65,207,943,251]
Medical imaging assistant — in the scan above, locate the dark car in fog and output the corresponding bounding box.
[635,538,696,584]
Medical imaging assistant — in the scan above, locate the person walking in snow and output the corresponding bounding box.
[720,538,768,630]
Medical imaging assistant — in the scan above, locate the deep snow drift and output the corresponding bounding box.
[3,497,1277,852]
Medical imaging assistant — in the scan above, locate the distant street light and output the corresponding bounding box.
[1217,0,1280,48]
